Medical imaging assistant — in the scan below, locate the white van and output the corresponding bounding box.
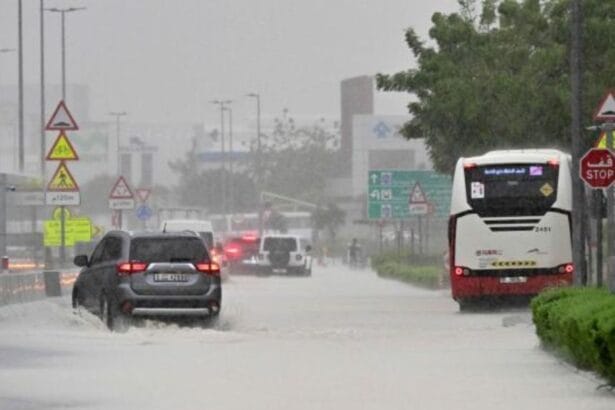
[160,220,215,250]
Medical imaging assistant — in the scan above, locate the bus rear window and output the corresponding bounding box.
[465,164,558,217]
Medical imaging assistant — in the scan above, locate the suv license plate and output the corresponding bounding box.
[499,276,527,284]
[153,273,190,282]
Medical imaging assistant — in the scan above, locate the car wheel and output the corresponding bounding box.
[100,293,129,332]
[72,288,80,310]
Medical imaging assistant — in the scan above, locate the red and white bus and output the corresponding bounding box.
[448,149,574,309]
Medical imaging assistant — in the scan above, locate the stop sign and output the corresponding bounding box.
[580,148,615,188]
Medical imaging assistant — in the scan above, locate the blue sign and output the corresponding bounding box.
[136,204,153,221]
[373,121,392,139]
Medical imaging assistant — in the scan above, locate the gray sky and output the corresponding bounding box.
[1,0,459,125]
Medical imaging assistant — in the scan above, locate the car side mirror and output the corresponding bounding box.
[305,245,312,252]
[73,254,89,267]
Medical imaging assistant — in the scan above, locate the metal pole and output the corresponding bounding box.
[18,0,24,173]
[228,106,234,213]
[597,190,604,287]
[570,0,586,285]
[40,0,46,180]
[220,103,226,212]
[61,11,66,100]
[116,115,120,174]
[606,122,615,291]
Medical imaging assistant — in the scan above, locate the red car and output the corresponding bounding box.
[223,233,261,274]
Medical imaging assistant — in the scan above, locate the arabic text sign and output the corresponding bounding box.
[367,170,452,220]
[580,148,615,188]
[43,217,92,247]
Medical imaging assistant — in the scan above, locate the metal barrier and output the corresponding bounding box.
[0,271,78,306]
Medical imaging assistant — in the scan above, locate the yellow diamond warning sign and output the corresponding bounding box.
[540,183,554,197]
[47,161,79,192]
[46,131,79,160]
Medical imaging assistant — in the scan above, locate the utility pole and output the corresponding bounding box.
[18,0,24,173]
[211,100,231,213]
[40,0,46,180]
[570,0,586,285]
[247,92,262,234]
[225,105,234,213]
[109,111,127,175]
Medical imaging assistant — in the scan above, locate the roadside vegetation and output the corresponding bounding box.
[531,287,615,386]
[371,252,446,289]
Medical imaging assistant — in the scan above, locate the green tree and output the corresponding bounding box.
[244,110,340,203]
[377,0,615,174]
[169,138,258,213]
[311,203,346,241]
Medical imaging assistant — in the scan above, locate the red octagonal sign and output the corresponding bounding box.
[580,148,615,188]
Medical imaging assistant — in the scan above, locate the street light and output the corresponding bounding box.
[0,48,16,85]
[211,100,231,213]
[45,6,86,100]
[109,111,128,175]
[247,92,262,233]
[223,105,234,212]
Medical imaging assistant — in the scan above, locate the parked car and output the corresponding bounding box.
[72,231,221,331]
[258,234,312,276]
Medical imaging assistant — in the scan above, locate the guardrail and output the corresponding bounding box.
[0,270,78,306]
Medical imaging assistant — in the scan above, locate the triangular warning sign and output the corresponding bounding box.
[109,176,134,199]
[47,161,79,192]
[594,131,615,149]
[46,131,79,160]
[136,188,151,202]
[45,100,79,131]
[593,90,615,122]
[409,182,428,204]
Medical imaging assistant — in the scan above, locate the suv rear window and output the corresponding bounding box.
[263,237,297,252]
[130,237,208,263]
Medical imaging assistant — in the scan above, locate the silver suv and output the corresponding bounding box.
[258,234,312,275]
[72,231,221,330]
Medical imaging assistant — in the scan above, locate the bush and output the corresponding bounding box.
[531,287,615,385]
[371,255,444,289]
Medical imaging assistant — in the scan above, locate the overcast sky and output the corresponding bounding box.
[1,0,459,126]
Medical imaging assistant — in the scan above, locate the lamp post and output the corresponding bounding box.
[40,0,46,181]
[45,5,85,266]
[223,105,234,213]
[0,48,16,86]
[45,6,86,100]
[109,111,127,175]
[247,92,262,233]
[211,100,231,213]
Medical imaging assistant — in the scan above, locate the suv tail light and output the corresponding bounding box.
[195,262,221,277]
[117,261,148,276]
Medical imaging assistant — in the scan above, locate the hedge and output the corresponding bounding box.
[372,257,444,289]
[531,287,615,385]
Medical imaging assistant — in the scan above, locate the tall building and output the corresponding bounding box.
[340,76,374,176]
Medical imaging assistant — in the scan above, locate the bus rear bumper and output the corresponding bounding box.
[451,272,572,300]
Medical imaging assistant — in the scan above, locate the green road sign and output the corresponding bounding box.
[44,217,92,247]
[367,170,452,220]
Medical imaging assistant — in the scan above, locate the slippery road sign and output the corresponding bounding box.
[45,100,79,131]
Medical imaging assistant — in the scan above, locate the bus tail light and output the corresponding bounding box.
[463,162,477,169]
[454,266,470,276]
[547,158,559,167]
[558,263,574,274]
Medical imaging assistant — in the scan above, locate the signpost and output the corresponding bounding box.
[585,89,615,291]
[579,148,615,188]
[45,100,79,265]
[367,170,451,220]
[109,176,135,229]
[368,170,452,255]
